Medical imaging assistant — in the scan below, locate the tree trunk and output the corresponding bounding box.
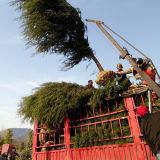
[91,53,104,71]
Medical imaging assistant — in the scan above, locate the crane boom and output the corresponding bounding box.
[86,19,160,97]
[102,22,160,82]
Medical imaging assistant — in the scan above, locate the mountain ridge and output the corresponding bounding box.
[0,128,32,140]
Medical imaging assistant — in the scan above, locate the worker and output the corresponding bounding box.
[136,105,160,159]
[137,58,158,103]
[117,58,156,84]
[116,63,127,79]
[112,63,131,95]
[86,80,94,88]
[116,58,141,80]
[39,124,48,146]
[116,63,124,74]
[136,58,156,85]
[117,63,123,71]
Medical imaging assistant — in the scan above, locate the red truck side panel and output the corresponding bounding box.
[32,97,156,160]
[34,143,156,160]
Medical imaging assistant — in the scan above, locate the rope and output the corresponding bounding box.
[102,23,148,58]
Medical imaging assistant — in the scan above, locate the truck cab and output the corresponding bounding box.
[0,144,17,160]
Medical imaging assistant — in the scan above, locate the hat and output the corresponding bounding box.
[117,63,123,69]
[136,105,149,117]
[136,58,143,65]
[88,80,93,84]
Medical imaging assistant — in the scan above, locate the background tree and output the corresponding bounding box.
[0,136,4,145]
[26,130,33,149]
[12,0,104,71]
[3,129,13,144]
[18,142,25,152]
[18,130,33,160]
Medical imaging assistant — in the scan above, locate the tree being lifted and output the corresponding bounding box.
[12,0,103,71]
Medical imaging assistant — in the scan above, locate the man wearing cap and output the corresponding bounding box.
[117,58,156,85]
[116,60,141,80]
[137,105,160,159]
[113,63,131,94]
[117,63,123,72]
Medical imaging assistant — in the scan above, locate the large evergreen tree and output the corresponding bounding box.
[12,0,104,71]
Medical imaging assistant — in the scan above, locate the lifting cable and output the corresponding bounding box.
[102,23,148,58]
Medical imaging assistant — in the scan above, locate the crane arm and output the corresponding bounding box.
[102,22,160,82]
[86,19,160,97]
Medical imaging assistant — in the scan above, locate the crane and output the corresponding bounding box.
[86,19,160,98]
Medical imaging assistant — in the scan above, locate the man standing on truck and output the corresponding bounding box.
[136,105,160,160]
[116,58,141,81]
[117,58,156,84]
[86,80,94,89]
[112,63,131,95]
[136,58,156,84]
[116,63,127,79]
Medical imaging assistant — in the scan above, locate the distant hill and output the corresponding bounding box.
[12,128,32,140]
[0,128,32,140]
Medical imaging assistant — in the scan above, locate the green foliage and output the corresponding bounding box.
[72,126,132,148]
[18,82,96,127]
[73,134,80,148]
[0,136,4,145]
[11,0,96,70]
[27,130,33,149]
[79,132,90,148]
[89,88,106,108]
[3,129,13,144]
[18,142,25,152]
[104,78,116,97]
[71,111,132,148]
[18,148,32,160]
[18,82,127,128]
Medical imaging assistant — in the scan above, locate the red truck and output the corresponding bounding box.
[31,20,160,160]
[0,144,18,160]
[32,92,160,160]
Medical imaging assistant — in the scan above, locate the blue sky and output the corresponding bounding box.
[0,0,159,130]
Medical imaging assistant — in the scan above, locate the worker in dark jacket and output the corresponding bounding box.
[114,63,131,94]
[136,105,160,159]
[136,58,156,85]
[86,80,94,89]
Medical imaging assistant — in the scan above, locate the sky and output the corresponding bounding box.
[0,0,160,130]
